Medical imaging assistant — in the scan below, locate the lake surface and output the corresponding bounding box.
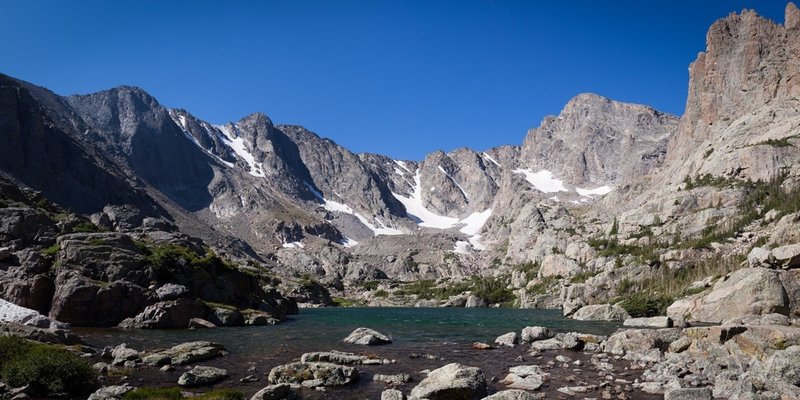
[78,307,622,351]
[77,308,644,399]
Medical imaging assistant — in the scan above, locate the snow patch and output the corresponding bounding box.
[576,185,613,197]
[282,241,305,249]
[168,111,234,167]
[340,237,359,247]
[513,169,568,193]
[305,182,404,236]
[392,172,459,229]
[216,124,266,177]
[481,152,500,167]
[459,208,492,236]
[438,166,469,200]
[453,241,471,254]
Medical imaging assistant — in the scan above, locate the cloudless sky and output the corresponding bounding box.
[1,1,789,160]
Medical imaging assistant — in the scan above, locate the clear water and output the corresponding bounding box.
[75,308,647,399]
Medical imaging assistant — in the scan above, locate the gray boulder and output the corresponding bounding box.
[530,332,582,351]
[482,389,543,400]
[664,387,712,400]
[761,345,800,386]
[501,365,549,391]
[409,363,487,400]
[773,243,800,269]
[748,246,774,267]
[521,326,553,343]
[343,327,392,345]
[623,316,673,328]
[301,350,367,365]
[381,389,405,400]
[250,384,293,400]
[571,304,630,321]
[267,362,358,386]
[177,366,228,387]
[494,332,518,347]
[155,284,189,301]
[111,343,140,366]
[118,298,210,329]
[667,268,789,323]
[465,295,487,308]
[87,385,134,400]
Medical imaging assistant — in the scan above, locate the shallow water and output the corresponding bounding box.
[76,308,658,399]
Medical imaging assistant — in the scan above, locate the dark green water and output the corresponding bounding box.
[79,307,621,352]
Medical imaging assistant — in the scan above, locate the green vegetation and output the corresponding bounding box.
[124,387,244,400]
[609,218,618,235]
[513,262,540,282]
[297,274,320,289]
[395,276,516,306]
[40,243,60,257]
[361,280,380,291]
[617,293,674,318]
[0,336,97,397]
[569,269,599,284]
[754,137,794,148]
[683,173,741,190]
[678,174,800,249]
[144,243,238,277]
[526,275,560,296]
[613,253,743,317]
[71,221,101,233]
[587,237,661,265]
[373,289,388,298]
[332,297,366,307]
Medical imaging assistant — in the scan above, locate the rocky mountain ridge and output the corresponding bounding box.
[1,4,799,323]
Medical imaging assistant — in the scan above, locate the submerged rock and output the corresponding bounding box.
[343,327,392,345]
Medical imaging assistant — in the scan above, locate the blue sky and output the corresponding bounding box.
[2,1,788,160]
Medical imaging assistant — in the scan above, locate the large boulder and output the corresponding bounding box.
[118,298,210,329]
[0,298,65,329]
[49,271,151,327]
[465,295,487,308]
[250,384,293,400]
[482,390,543,400]
[540,254,580,278]
[601,328,682,357]
[773,243,800,269]
[0,207,57,247]
[521,326,553,343]
[667,268,789,323]
[343,327,392,345]
[623,316,673,328]
[0,266,54,314]
[177,366,228,387]
[501,365,550,391]
[571,304,630,321]
[267,362,358,386]
[0,321,83,345]
[494,332,518,347]
[409,363,487,400]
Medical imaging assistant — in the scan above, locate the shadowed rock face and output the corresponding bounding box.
[0,75,166,215]
[66,87,216,211]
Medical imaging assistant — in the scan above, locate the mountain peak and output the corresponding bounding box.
[787,2,800,30]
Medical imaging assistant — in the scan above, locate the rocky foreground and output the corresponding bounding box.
[1,316,798,399]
